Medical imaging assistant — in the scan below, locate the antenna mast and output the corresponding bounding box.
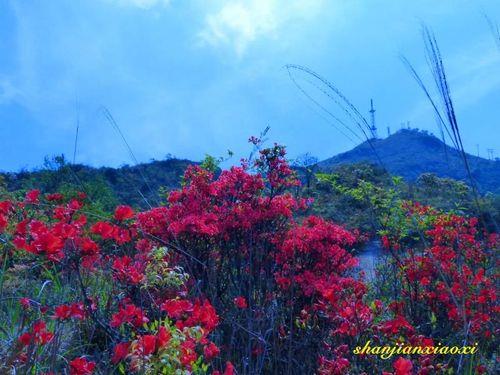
[369,99,377,139]
[487,148,495,160]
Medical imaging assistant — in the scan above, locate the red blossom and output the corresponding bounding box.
[112,342,130,364]
[188,299,219,331]
[223,362,235,375]
[114,205,135,221]
[110,304,149,328]
[54,302,86,321]
[203,342,220,361]
[380,315,415,336]
[0,200,14,215]
[112,256,144,284]
[179,339,197,367]
[54,304,72,320]
[233,296,247,309]
[46,193,64,202]
[19,298,31,310]
[69,357,95,375]
[156,326,171,348]
[393,357,413,375]
[0,214,7,232]
[136,335,157,356]
[161,299,193,319]
[91,221,117,239]
[25,189,40,204]
[19,321,54,347]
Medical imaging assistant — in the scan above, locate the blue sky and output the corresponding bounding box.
[0,0,499,171]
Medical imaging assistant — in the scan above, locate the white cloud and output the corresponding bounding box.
[198,0,326,56]
[107,0,171,9]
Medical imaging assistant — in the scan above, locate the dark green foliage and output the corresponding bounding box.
[309,163,399,233]
[1,155,193,209]
[307,162,499,235]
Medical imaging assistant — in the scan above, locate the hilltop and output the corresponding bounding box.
[318,129,500,194]
[0,157,193,209]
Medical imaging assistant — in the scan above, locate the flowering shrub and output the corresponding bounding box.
[375,201,499,374]
[0,141,497,374]
[0,189,223,374]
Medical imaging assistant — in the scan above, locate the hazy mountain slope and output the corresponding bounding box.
[1,158,193,208]
[318,129,500,194]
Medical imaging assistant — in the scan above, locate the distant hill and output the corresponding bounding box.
[318,129,500,194]
[2,129,499,209]
[1,158,194,208]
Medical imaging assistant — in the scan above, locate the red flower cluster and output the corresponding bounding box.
[110,303,149,328]
[398,205,498,338]
[25,189,41,204]
[54,302,86,321]
[91,221,132,244]
[69,357,95,375]
[9,194,95,265]
[114,205,135,221]
[393,357,413,375]
[112,255,144,284]
[233,296,247,309]
[19,321,54,347]
[162,298,219,331]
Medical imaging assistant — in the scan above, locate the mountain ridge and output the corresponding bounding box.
[1,129,498,204]
[318,129,500,194]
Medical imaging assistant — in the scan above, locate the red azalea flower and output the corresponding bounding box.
[112,256,144,284]
[19,298,31,310]
[114,205,134,221]
[18,333,32,346]
[381,315,415,336]
[54,304,72,320]
[0,214,7,232]
[179,340,197,367]
[203,342,220,361]
[393,357,413,375]
[156,326,171,348]
[137,335,157,356]
[69,357,95,375]
[32,321,54,345]
[0,200,14,215]
[189,299,219,331]
[46,193,64,202]
[53,299,86,319]
[68,199,83,211]
[112,342,130,364]
[20,321,54,347]
[78,238,100,256]
[25,189,40,204]
[110,304,148,328]
[90,221,117,239]
[224,362,235,375]
[161,299,193,319]
[70,302,86,320]
[233,296,247,309]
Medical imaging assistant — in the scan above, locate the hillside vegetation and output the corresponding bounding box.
[0,142,497,374]
[0,156,193,210]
